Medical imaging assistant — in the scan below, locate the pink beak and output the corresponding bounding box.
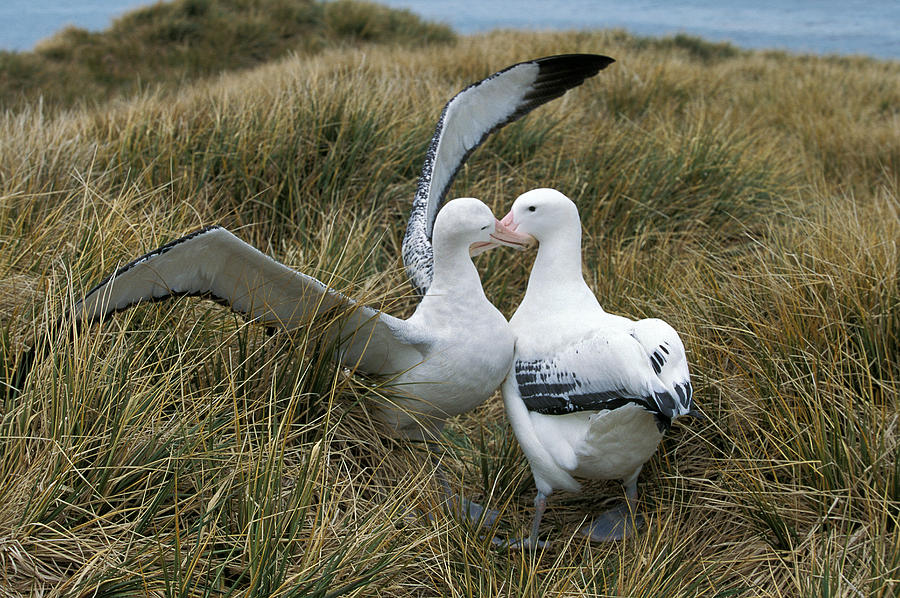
[469,217,536,256]
[491,214,534,249]
[499,211,516,230]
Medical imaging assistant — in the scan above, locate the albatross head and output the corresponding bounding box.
[500,188,581,244]
[433,197,535,257]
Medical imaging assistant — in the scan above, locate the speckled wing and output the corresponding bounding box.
[513,325,694,431]
[74,226,427,375]
[401,53,615,295]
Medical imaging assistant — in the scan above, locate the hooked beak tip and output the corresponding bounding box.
[490,217,535,251]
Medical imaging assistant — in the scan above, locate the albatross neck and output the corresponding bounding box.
[524,226,590,305]
[427,242,487,303]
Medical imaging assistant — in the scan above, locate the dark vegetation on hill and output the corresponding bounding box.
[0,0,454,110]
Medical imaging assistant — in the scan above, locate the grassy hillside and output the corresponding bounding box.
[0,0,453,110]
[0,13,898,598]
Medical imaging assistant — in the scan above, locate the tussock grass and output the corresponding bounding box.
[0,19,898,597]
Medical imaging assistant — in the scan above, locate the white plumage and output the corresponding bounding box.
[499,188,698,546]
[74,198,526,441]
[72,54,614,439]
[402,54,614,295]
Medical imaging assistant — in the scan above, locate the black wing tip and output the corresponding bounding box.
[535,53,616,74]
[5,343,38,399]
[520,53,615,104]
[7,318,68,399]
[686,407,706,420]
[82,224,224,299]
[74,224,229,325]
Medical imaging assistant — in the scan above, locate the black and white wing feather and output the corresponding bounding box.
[74,226,427,375]
[627,317,695,416]
[513,324,694,431]
[402,53,615,295]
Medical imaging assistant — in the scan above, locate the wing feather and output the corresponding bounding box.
[514,326,692,431]
[74,226,426,375]
[628,318,696,417]
[402,53,615,295]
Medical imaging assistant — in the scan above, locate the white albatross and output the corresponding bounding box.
[498,188,699,546]
[73,198,529,441]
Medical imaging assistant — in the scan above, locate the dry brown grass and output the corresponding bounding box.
[1,27,898,597]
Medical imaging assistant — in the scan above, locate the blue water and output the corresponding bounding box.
[2,0,898,59]
[380,0,900,59]
[0,1,148,51]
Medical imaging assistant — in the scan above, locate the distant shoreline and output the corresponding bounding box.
[376,0,900,60]
[2,0,899,60]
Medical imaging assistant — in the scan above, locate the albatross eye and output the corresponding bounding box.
[480,225,489,230]
[528,206,536,212]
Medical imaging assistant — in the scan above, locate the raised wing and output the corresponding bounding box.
[402,53,615,295]
[513,325,694,431]
[74,226,426,375]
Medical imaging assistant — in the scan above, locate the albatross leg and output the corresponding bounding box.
[501,490,548,550]
[428,443,502,528]
[451,493,503,527]
[579,469,644,542]
[528,490,548,548]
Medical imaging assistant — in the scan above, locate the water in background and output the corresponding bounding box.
[379,0,900,59]
[1,1,148,51]
[2,0,898,59]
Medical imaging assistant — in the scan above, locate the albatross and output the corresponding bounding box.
[74,197,529,440]
[68,55,612,441]
[498,188,699,546]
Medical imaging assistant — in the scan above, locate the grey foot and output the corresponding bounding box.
[579,502,644,542]
[498,536,548,550]
[409,494,502,529]
[453,495,502,528]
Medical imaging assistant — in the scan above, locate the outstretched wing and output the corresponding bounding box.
[402,53,615,295]
[512,325,694,432]
[74,226,427,375]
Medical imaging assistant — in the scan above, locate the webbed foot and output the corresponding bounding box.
[579,502,644,542]
[497,535,548,550]
[451,494,502,528]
